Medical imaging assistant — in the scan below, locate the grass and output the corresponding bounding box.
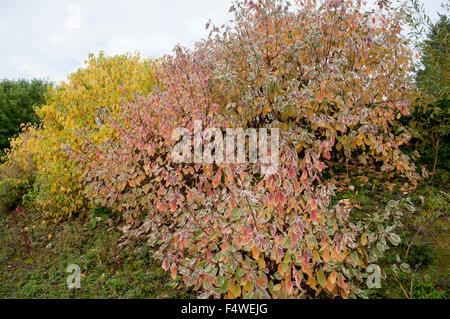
[0,209,193,298]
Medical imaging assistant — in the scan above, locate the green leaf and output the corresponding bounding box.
[388,233,401,246]
[400,263,411,273]
[317,269,326,288]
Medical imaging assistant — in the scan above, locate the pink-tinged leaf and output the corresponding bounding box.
[170,263,177,280]
[277,190,286,205]
[293,268,302,287]
[311,209,318,222]
[187,190,194,202]
[257,179,264,190]
[294,180,301,193]
[160,201,168,212]
[310,199,317,210]
[256,273,268,287]
[317,161,324,172]
[286,278,294,294]
[301,170,308,186]
[162,257,170,271]
[288,167,295,178]
[212,170,221,188]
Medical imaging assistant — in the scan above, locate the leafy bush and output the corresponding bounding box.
[0,178,27,216]
[416,15,449,101]
[82,0,418,298]
[11,53,157,219]
[407,100,449,176]
[407,15,449,177]
[412,279,448,299]
[0,79,49,154]
[0,125,39,215]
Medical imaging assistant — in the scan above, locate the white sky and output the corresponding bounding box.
[0,0,446,83]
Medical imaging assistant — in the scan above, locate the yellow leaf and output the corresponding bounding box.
[323,249,330,263]
[330,271,337,285]
[361,233,368,246]
[326,275,335,292]
[252,246,260,260]
[307,276,317,289]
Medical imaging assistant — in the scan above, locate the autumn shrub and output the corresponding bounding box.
[0,125,38,215]
[82,0,419,298]
[21,52,157,219]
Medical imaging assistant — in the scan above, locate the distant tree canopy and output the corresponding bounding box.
[410,14,449,175]
[416,15,449,100]
[0,79,50,153]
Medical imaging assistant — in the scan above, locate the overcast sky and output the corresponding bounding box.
[0,0,446,83]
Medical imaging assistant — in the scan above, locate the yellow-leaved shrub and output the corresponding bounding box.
[0,124,39,215]
[9,52,157,219]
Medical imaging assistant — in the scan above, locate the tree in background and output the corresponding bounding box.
[0,79,50,153]
[408,13,449,178]
[416,15,449,100]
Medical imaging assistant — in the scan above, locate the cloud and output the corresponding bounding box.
[0,0,234,82]
[19,61,66,81]
[19,62,45,78]
[47,33,64,45]
[66,4,81,30]
[106,34,177,57]
[0,0,445,83]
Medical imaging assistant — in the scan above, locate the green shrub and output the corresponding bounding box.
[407,15,450,177]
[0,178,28,215]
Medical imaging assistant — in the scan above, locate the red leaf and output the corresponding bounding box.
[171,201,177,212]
[311,209,318,222]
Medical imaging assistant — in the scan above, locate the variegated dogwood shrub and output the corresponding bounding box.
[80,0,419,298]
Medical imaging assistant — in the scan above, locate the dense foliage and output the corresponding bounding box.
[1,0,447,300]
[0,125,38,215]
[409,15,449,176]
[416,15,449,100]
[0,79,49,153]
[80,0,419,298]
[2,53,157,219]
